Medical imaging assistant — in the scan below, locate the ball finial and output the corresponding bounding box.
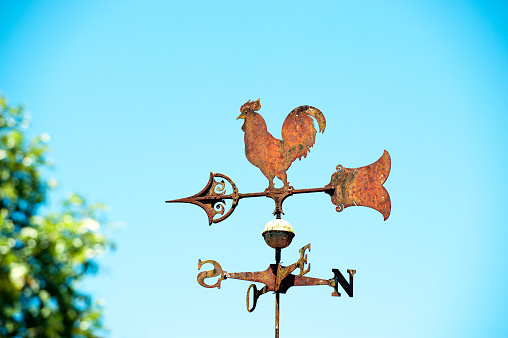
[262,219,295,249]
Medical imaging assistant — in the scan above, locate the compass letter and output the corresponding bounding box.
[331,268,356,297]
[298,244,311,276]
[197,259,225,289]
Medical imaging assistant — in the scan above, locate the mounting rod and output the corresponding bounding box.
[275,247,281,338]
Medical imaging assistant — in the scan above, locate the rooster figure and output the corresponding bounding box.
[237,98,326,190]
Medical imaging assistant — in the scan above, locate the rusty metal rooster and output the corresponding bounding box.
[237,98,326,190]
[166,98,391,224]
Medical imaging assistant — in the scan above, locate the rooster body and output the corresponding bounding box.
[237,99,326,189]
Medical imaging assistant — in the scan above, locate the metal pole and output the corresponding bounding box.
[275,292,280,338]
[275,247,281,338]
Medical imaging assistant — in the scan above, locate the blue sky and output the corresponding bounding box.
[1,1,508,337]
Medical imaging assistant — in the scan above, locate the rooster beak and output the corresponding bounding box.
[237,113,245,120]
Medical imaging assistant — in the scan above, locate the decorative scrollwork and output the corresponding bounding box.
[211,173,239,224]
[214,202,225,215]
[166,172,240,225]
[212,179,226,195]
[336,164,344,172]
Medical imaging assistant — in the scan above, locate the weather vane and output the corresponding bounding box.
[166,98,391,337]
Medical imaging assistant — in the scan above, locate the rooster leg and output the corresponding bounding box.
[262,172,275,190]
[267,177,275,190]
[277,172,290,188]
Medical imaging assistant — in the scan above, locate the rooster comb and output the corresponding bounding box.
[240,98,261,113]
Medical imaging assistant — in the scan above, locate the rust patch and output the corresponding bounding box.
[237,99,325,190]
[166,150,391,224]
[166,99,391,223]
[326,150,391,220]
[197,243,356,308]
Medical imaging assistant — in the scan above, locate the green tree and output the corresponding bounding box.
[0,94,113,337]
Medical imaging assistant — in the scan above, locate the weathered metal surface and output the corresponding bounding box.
[166,150,391,223]
[263,231,295,249]
[166,173,244,225]
[237,99,326,189]
[165,99,393,337]
[197,259,226,289]
[196,243,355,310]
[197,243,356,338]
[326,150,391,220]
[166,99,391,224]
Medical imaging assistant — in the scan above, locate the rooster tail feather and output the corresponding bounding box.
[306,107,326,133]
[281,105,326,167]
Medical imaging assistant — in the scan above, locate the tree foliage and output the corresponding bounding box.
[0,94,112,337]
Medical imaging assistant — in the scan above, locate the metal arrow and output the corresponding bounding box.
[166,150,391,224]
